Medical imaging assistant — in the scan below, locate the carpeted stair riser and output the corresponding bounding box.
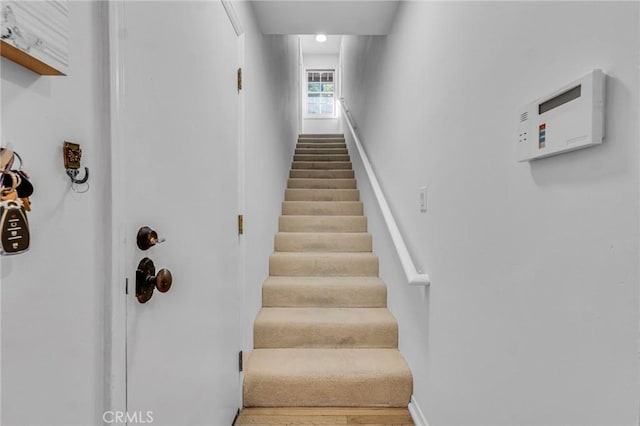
[295,148,348,154]
[290,169,354,179]
[293,154,350,162]
[269,252,378,276]
[279,215,367,232]
[261,276,387,308]
[298,141,346,146]
[292,161,352,170]
[243,348,412,407]
[288,178,357,189]
[282,201,363,216]
[275,232,372,252]
[296,138,347,148]
[297,143,346,149]
[285,189,359,202]
[254,307,398,348]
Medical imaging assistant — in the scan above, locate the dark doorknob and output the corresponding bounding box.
[136,257,173,304]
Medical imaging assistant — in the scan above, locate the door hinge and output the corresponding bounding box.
[239,350,243,372]
[238,214,244,235]
[237,68,242,92]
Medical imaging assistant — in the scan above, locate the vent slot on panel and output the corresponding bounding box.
[520,112,529,122]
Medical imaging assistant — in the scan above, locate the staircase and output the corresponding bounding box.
[243,134,413,407]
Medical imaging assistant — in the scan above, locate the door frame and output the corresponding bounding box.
[104,1,246,419]
[105,0,127,419]
[298,36,303,135]
[220,0,246,405]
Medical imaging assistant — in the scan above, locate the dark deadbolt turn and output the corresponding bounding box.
[137,226,165,251]
[136,257,173,303]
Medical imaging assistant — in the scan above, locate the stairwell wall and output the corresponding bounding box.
[341,2,639,425]
[236,2,299,350]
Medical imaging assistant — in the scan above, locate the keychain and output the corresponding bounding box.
[0,148,33,255]
[0,170,30,254]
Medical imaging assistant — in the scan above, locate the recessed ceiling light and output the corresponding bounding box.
[315,34,327,43]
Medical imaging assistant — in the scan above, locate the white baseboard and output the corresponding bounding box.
[408,395,429,426]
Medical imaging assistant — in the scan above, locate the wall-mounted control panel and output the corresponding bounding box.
[517,69,605,162]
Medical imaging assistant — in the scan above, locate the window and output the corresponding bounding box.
[306,70,335,116]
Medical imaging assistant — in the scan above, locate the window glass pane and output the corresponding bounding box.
[320,95,334,114]
[307,97,320,114]
[308,72,320,82]
[320,72,334,82]
[307,94,320,114]
[308,83,321,92]
[322,83,334,93]
[320,100,334,114]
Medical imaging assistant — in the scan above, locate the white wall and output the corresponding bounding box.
[341,2,639,425]
[302,53,342,134]
[238,2,299,350]
[1,2,108,425]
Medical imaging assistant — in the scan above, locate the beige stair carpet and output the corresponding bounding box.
[243,134,413,408]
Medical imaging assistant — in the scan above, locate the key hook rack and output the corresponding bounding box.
[66,167,89,184]
[63,142,89,193]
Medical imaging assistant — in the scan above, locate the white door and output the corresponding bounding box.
[111,2,241,424]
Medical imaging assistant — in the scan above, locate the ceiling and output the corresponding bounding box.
[249,1,400,35]
[300,35,342,54]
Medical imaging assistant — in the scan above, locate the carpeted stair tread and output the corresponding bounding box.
[262,276,387,308]
[299,135,345,141]
[269,252,378,276]
[279,215,367,232]
[254,307,398,348]
[293,154,350,162]
[285,188,360,202]
[290,169,354,179]
[282,201,363,216]
[275,232,372,252]
[243,348,412,407]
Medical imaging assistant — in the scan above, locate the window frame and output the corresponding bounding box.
[304,69,336,119]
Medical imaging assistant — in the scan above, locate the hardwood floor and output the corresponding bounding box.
[234,407,414,425]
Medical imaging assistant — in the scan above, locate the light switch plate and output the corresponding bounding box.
[419,186,427,213]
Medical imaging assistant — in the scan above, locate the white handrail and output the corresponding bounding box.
[340,99,430,286]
